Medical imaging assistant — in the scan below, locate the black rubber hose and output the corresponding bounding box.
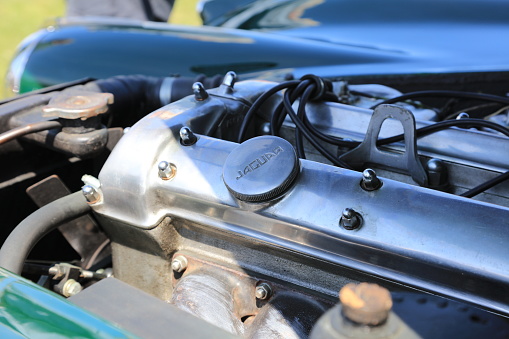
[82,74,223,127]
[0,191,91,275]
[88,75,165,127]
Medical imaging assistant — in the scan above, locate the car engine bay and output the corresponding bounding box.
[0,66,509,337]
[2,0,509,335]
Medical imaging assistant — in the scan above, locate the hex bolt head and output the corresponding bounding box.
[340,208,362,230]
[339,283,393,326]
[192,82,209,101]
[255,283,273,300]
[82,185,101,204]
[62,279,83,297]
[171,255,188,273]
[361,168,382,191]
[158,161,177,180]
[222,71,237,88]
[180,126,198,146]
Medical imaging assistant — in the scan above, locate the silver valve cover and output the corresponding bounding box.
[93,80,509,316]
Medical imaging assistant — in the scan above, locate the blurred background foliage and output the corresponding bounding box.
[0,0,200,97]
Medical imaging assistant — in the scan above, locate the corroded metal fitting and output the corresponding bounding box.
[171,255,188,273]
[255,283,273,300]
[43,92,114,120]
[339,283,393,326]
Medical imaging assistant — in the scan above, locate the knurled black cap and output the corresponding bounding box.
[223,136,299,202]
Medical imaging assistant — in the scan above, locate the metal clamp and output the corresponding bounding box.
[339,104,428,186]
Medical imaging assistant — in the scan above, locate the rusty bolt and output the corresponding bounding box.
[171,255,188,273]
[339,283,393,326]
[255,283,272,300]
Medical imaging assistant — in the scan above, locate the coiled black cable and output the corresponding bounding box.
[237,77,509,195]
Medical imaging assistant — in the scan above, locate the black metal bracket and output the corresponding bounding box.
[339,104,428,187]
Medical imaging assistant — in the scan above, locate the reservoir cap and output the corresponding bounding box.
[223,136,299,202]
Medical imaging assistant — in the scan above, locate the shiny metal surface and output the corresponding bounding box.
[223,136,299,202]
[95,80,509,316]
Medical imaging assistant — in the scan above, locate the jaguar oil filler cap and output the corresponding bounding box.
[223,136,300,202]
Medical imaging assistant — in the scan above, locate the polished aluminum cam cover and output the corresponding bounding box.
[222,136,300,202]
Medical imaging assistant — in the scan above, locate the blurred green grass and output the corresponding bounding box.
[0,0,200,98]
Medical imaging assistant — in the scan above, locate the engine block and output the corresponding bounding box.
[89,80,509,336]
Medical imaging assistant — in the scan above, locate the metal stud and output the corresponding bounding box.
[180,126,198,146]
[158,161,176,180]
[222,71,237,89]
[426,158,449,190]
[340,208,362,230]
[193,82,209,101]
[171,255,188,273]
[361,168,382,191]
[255,283,272,300]
[82,185,101,204]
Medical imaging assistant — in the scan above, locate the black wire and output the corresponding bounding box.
[282,91,352,169]
[460,171,509,198]
[237,80,299,143]
[370,90,509,110]
[294,85,316,159]
[303,115,359,147]
[377,118,509,146]
[238,79,509,193]
[271,80,311,136]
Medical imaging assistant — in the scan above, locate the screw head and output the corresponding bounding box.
[361,169,382,191]
[192,82,209,101]
[339,283,393,326]
[180,127,198,146]
[340,208,362,230]
[82,185,101,204]
[158,161,177,180]
[171,255,188,273]
[222,71,237,88]
[255,283,272,300]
